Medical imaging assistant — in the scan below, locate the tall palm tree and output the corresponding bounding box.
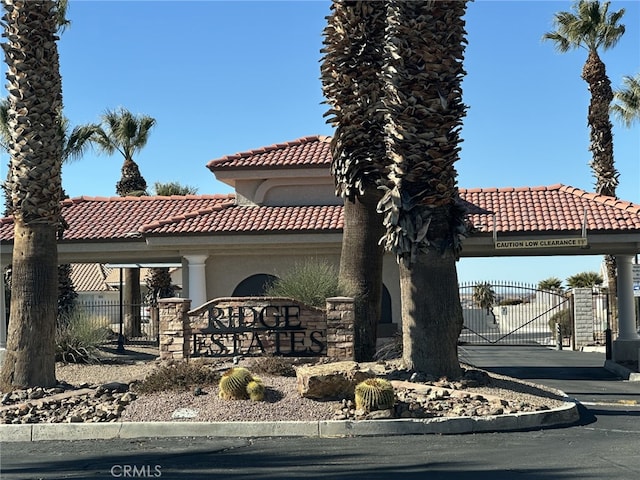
[88,107,156,337]
[321,0,388,361]
[543,0,625,333]
[89,107,156,197]
[379,0,469,378]
[1,0,64,389]
[611,74,640,127]
[1,99,94,319]
[543,0,625,197]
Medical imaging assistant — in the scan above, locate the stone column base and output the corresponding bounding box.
[612,339,640,363]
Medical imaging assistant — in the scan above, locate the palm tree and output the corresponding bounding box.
[152,181,198,196]
[321,0,388,361]
[566,271,604,288]
[543,0,626,333]
[1,100,94,320]
[538,277,565,293]
[611,74,640,127]
[87,107,156,337]
[378,0,469,378]
[1,0,65,389]
[543,0,625,197]
[473,283,497,315]
[89,107,156,196]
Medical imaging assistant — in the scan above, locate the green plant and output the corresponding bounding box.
[354,378,395,412]
[548,309,573,339]
[246,378,266,401]
[134,360,220,394]
[473,282,496,314]
[218,367,254,400]
[55,310,110,364]
[566,271,603,288]
[265,259,343,308]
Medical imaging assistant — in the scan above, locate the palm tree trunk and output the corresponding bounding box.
[1,222,58,388]
[124,268,142,338]
[339,186,385,361]
[1,0,63,389]
[400,242,463,379]
[583,50,619,331]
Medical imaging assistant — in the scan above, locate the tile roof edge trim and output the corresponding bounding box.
[60,193,236,204]
[559,184,640,214]
[206,135,331,169]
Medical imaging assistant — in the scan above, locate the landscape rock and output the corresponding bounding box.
[296,361,377,399]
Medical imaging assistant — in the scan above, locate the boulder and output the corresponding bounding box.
[296,361,377,399]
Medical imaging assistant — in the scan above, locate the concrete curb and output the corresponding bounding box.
[603,360,640,381]
[0,400,579,442]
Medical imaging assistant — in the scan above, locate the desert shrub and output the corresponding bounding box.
[134,360,220,394]
[265,259,343,308]
[247,356,296,377]
[374,334,402,360]
[56,310,111,364]
[548,309,573,338]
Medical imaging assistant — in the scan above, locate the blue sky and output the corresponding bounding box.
[1,0,639,285]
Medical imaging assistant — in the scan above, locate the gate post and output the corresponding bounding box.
[573,288,594,350]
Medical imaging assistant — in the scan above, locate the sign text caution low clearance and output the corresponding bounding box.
[495,238,588,250]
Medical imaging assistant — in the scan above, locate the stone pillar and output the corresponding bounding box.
[158,298,192,361]
[613,255,640,363]
[183,254,208,309]
[573,288,594,349]
[325,297,354,360]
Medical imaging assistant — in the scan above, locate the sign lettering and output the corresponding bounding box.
[495,238,588,250]
[193,303,325,357]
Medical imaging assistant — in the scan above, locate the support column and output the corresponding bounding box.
[182,254,209,309]
[612,255,640,363]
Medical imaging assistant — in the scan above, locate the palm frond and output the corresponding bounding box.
[611,73,640,127]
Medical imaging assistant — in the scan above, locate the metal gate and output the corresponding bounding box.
[458,281,569,345]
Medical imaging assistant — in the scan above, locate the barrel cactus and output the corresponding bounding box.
[218,367,253,400]
[354,378,395,412]
[246,377,266,401]
[219,367,267,401]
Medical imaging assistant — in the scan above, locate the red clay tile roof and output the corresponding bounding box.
[207,135,332,171]
[1,184,638,243]
[460,184,640,233]
[70,263,114,292]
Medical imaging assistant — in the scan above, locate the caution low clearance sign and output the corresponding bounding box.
[495,238,588,250]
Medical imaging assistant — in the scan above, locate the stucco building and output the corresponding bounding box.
[1,135,639,360]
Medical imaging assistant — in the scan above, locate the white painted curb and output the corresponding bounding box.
[0,401,579,442]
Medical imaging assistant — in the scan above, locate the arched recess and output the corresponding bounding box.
[232,273,278,297]
[378,284,396,337]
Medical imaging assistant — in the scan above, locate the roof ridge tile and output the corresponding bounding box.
[207,135,327,169]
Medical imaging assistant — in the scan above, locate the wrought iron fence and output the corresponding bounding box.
[458,281,570,345]
[73,300,158,344]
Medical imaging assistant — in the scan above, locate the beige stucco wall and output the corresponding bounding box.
[194,250,401,327]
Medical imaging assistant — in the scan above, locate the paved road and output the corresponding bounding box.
[2,346,639,480]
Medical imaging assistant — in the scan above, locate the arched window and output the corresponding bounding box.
[232,274,278,297]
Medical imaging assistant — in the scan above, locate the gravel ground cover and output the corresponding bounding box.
[1,345,568,424]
